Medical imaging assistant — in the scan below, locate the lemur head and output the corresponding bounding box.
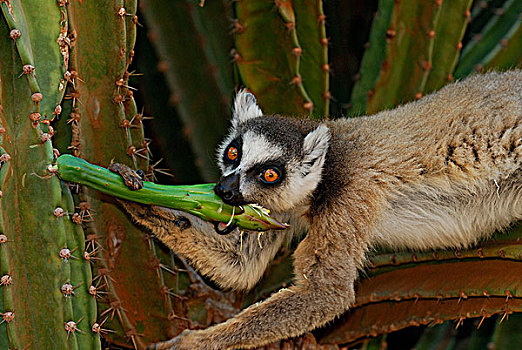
[215,90,330,213]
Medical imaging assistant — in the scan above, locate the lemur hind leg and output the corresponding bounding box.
[109,163,289,291]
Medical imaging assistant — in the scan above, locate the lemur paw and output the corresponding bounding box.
[147,329,223,350]
[108,163,144,190]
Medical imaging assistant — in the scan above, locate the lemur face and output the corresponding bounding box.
[215,91,330,213]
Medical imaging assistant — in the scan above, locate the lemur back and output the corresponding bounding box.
[116,70,521,350]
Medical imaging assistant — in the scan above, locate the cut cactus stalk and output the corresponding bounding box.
[55,155,288,232]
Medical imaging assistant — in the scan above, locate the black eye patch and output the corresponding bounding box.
[246,161,286,186]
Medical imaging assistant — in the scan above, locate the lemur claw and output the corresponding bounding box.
[108,163,144,190]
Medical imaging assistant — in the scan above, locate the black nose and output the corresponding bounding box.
[214,173,246,205]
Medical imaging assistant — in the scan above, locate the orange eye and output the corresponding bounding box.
[227,146,238,161]
[263,168,279,183]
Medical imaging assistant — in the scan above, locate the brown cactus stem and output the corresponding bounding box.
[321,296,522,346]
[65,1,175,346]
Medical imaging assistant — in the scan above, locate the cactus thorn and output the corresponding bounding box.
[230,48,242,62]
[59,247,77,262]
[92,317,113,335]
[303,101,314,111]
[292,47,302,56]
[458,291,468,303]
[499,311,510,324]
[118,7,126,17]
[0,274,13,286]
[482,289,490,297]
[428,29,435,38]
[290,75,302,85]
[61,283,75,297]
[415,92,423,99]
[65,317,85,339]
[113,94,125,104]
[0,153,11,163]
[322,91,331,100]
[465,9,471,19]
[446,74,454,82]
[84,248,99,262]
[421,60,432,71]
[71,213,83,225]
[320,37,328,46]
[54,207,65,217]
[9,29,21,40]
[455,317,465,329]
[120,119,131,129]
[285,22,296,30]
[317,14,326,23]
[232,19,245,34]
[435,0,443,6]
[20,64,35,77]
[29,112,41,124]
[385,29,396,40]
[322,64,330,72]
[31,92,43,102]
[457,42,463,51]
[40,133,51,143]
[0,311,15,324]
[53,105,62,116]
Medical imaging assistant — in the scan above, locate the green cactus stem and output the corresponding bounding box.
[55,154,288,232]
[423,0,474,93]
[234,0,329,117]
[454,0,522,78]
[0,1,99,348]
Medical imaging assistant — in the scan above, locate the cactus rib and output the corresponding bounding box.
[55,154,287,231]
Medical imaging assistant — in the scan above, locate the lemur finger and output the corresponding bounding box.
[108,162,144,190]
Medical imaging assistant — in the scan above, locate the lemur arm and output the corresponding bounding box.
[150,210,364,350]
[120,201,287,291]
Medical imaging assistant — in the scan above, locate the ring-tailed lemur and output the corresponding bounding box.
[114,70,521,350]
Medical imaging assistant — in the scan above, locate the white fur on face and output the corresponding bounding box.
[238,127,331,213]
[240,131,284,171]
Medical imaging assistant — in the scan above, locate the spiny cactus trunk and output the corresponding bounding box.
[63,1,178,347]
[0,1,99,349]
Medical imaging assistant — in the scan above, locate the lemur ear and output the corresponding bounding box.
[302,125,330,176]
[232,89,263,128]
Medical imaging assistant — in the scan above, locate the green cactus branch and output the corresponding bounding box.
[55,154,287,232]
[423,0,473,93]
[0,1,99,348]
[455,0,522,77]
[234,0,329,117]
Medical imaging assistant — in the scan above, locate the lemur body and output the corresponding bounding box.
[118,70,521,350]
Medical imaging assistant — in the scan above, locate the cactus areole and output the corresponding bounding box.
[55,155,287,232]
